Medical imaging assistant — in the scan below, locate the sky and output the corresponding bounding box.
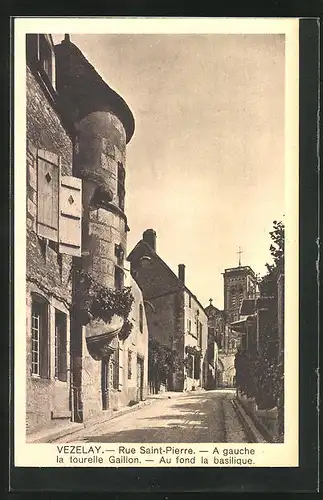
[52,33,285,309]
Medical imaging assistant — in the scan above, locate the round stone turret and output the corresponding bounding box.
[55,36,135,290]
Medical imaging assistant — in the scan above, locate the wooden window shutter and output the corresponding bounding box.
[59,176,82,256]
[37,154,59,241]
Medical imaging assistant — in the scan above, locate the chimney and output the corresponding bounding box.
[178,264,185,284]
[142,229,157,252]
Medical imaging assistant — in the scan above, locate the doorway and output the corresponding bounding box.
[136,356,144,402]
[101,357,110,410]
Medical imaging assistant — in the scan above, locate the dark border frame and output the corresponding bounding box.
[8,16,319,493]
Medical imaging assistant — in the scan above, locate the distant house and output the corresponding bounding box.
[204,300,238,388]
[204,300,223,389]
[128,229,208,392]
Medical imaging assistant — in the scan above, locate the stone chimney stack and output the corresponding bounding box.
[143,229,157,252]
[178,264,186,284]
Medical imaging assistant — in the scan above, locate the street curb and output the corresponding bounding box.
[27,422,84,444]
[232,397,268,443]
[235,396,275,443]
[50,399,154,443]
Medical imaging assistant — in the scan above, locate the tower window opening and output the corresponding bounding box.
[117,162,125,212]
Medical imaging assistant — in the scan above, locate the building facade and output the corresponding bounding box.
[26,33,148,435]
[128,229,208,392]
[223,265,258,323]
[204,300,237,388]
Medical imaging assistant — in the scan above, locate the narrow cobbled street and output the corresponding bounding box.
[54,390,250,443]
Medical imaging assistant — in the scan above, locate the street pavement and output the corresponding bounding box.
[54,389,250,443]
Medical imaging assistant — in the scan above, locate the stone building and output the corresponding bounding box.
[127,229,208,392]
[25,33,148,435]
[223,265,258,323]
[204,300,236,388]
[209,264,258,387]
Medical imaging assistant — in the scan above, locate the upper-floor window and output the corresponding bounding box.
[188,294,192,308]
[54,310,67,382]
[187,319,192,333]
[39,35,53,84]
[115,243,124,267]
[117,162,125,212]
[26,34,56,89]
[139,304,144,333]
[31,295,49,378]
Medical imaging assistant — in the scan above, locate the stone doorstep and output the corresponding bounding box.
[234,397,272,444]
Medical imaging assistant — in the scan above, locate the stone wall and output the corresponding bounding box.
[26,66,73,434]
[76,110,128,288]
[145,292,177,349]
[130,251,181,300]
[73,110,130,420]
[183,293,208,390]
[26,66,73,173]
[119,276,149,405]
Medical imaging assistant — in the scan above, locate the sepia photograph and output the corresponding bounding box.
[14,17,299,468]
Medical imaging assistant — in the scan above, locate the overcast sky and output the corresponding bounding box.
[53,33,285,309]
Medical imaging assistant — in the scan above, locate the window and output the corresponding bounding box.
[115,243,124,267]
[139,304,144,333]
[54,310,67,382]
[128,350,132,379]
[31,296,49,377]
[26,34,55,89]
[114,266,124,290]
[39,34,53,83]
[187,319,192,333]
[117,162,125,211]
[188,294,192,308]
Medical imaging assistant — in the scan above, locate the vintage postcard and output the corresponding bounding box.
[14,17,299,468]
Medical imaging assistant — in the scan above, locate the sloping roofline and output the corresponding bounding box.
[54,36,135,143]
[127,239,207,314]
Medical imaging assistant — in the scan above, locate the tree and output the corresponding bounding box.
[260,220,285,297]
[148,338,181,394]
